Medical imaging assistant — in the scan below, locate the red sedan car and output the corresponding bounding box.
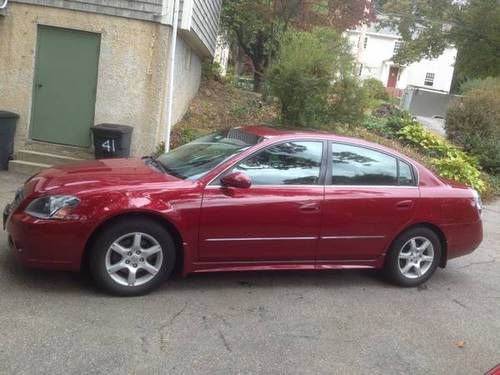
[4,126,483,295]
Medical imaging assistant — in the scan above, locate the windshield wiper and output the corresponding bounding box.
[143,156,186,179]
[142,156,168,174]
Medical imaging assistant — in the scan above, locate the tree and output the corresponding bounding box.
[220,0,374,92]
[380,0,500,81]
[268,28,365,126]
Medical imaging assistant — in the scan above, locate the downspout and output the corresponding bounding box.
[164,0,180,152]
[0,0,9,9]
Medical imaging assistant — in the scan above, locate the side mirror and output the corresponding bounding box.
[220,171,252,189]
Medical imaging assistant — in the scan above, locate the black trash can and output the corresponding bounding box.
[91,123,133,159]
[0,111,19,170]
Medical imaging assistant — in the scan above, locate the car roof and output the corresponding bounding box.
[240,125,422,166]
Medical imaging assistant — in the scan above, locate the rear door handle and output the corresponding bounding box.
[299,202,320,213]
[396,200,414,209]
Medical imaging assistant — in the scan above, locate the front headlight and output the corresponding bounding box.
[25,195,80,219]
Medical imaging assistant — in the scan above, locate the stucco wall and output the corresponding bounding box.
[0,2,200,157]
[171,35,201,124]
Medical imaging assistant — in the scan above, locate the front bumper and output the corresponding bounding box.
[5,207,90,271]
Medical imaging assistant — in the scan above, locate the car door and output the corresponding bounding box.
[318,141,419,265]
[198,140,326,263]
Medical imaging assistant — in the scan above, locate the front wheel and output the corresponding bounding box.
[384,227,441,287]
[89,218,176,296]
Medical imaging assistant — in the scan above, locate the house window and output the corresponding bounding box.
[363,37,368,49]
[394,41,402,54]
[424,72,435,86]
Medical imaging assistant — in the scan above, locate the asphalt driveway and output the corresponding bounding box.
[0,171,499,375]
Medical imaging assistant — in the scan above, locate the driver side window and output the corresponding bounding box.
[230,141,323,185]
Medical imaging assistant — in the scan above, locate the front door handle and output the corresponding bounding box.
[299,202,320,213]
[396,200,414,209]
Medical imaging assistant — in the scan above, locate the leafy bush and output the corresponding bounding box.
[328,76,367,125]
[202,60,222,81]
[268,28,364,126]
[459,77,500,94]
[363,78,390,101]
[363,106,413,139]
[398,124,486,192]
[446,78,500,174]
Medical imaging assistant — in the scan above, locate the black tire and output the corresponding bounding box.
[89,218,176,296]
[384,226,442,287]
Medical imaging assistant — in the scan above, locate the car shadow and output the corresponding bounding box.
[3,251,464,297]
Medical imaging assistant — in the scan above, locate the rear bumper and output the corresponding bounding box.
[442,219,483,260]
[5,210,90,271]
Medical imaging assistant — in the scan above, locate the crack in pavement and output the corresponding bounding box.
[218,330,232,352]
[457,257,500,269]
[159,302,188,331]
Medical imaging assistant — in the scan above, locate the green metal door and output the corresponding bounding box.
[31,26,100,147]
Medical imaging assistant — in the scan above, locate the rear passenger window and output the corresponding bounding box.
[331,143,416,186]
[332,143,397,185]
[398,160,415,186]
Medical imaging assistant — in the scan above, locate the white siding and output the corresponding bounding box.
[191,0,221,55]
[12,0,163,21]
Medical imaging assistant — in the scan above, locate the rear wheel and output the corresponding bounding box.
[89,218,175,296]
[384,227,441,287]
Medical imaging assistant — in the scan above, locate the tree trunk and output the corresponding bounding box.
[253,70,263,92]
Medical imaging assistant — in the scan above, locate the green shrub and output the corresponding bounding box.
[459,77,500,94]
[446,77,500,174]
[268,28,363,126]
[363,107,413,139]
[202,60,222,81]
[363,78,390,101]
[328,76,366,125]
[398,124,486,192]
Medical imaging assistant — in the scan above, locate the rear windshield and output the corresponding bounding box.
[157,129,262,180]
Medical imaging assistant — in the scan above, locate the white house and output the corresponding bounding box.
[346,23,457,94]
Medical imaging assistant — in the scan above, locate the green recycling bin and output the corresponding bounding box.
[0,111,19,170]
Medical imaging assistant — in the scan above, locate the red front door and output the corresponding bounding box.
[198,139,325,263]
[387,66,399,88]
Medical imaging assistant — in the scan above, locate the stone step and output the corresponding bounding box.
[15,150,84,166]
[8,160,52,175]
[25,141,94,160]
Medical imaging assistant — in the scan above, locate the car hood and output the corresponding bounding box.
[24,158,183,196]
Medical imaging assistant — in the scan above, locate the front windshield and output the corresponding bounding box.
[157,129,261,180]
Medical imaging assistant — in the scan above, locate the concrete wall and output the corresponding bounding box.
[0,2,203,157]
[171,35,202,124]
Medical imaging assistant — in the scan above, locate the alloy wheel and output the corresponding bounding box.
[105,232,163,287]
[398,236,435,279]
